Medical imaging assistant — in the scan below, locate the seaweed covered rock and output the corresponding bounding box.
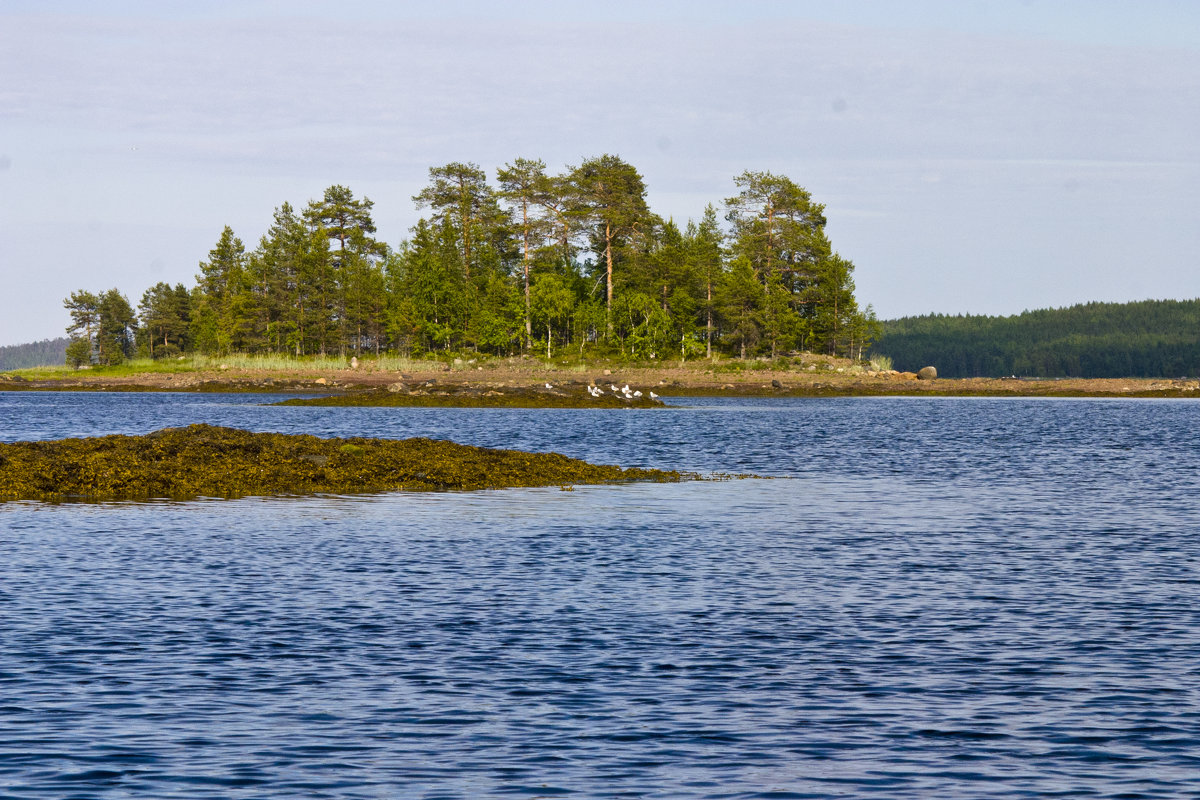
[272,383,664,408]
[0,424,685,503]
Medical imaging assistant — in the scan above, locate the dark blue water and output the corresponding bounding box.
[2,393,1199,798]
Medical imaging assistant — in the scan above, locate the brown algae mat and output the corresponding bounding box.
[0,424,688,503]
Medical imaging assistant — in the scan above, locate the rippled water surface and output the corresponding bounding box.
[2,392,1199,798]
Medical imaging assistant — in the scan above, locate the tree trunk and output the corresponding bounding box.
[605,220,614,336]
[522,200,532,349]
[763,199,774,287]
[706,280,712,359]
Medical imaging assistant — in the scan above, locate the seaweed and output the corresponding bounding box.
[0,424,688,503]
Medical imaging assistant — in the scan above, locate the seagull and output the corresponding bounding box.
[649,391,659,400]
[633,390,642,398]
[610,384,619,392]
[545,383,553,389]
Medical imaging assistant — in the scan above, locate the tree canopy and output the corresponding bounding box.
[63,158,875,365]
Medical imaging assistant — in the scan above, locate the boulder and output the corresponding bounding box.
[917,366,938,380]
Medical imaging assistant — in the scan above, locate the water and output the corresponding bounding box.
[2,392,1199,798]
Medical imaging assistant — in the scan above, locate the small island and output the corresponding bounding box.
[0,424,687,503]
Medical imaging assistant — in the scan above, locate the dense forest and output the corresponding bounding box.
[0,338,68,370]
[873,299,1200,378]
[62,157,877,367]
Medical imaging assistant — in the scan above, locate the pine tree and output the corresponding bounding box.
[687,206,725,359]
[303,186,387,355]
[497,158,554,348]
[63,290,101,366]
[570,155,650,337]
[96,289,136,366]
[194,226,247,354]
[137,282,191,358]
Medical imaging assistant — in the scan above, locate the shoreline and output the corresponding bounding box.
[2,363,1198,400]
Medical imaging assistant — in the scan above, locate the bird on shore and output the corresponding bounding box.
[633,390,642,398]
[545,383,553,389]
[649,391,659,400]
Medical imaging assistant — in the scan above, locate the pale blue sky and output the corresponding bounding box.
[2,0,1198,345]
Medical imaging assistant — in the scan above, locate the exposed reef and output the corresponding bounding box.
[0,424,686,503]
[271,382,664,408]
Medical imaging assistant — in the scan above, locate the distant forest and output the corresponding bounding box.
[61,157,877,367]
[872,299,1200,378]
[0,338,67,370]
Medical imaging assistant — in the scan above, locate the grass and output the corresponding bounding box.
[6,358,194,380]
[3,349,871,380]
[869,355,894,371]
[4,353,432,378]
[186,353,431,372]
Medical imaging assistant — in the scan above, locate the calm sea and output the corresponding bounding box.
[1,392,1199,799]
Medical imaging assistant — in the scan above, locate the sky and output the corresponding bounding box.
[2,0,1198,347]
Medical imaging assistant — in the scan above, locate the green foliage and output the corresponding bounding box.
[873,299,1200,377]
[137,282,192,358]
[63,162,871,364]
[64,338,91,369]
[93,289,136,366]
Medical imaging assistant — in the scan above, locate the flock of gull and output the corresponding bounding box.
[544,383,659,401]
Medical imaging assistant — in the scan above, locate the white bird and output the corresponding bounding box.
[633,390,642,397]
[649,391,659,400]
[610,384,619,392]
[545,383,553,389]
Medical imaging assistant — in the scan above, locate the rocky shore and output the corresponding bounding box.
[2,360,1198,400]
[272,379,665,408]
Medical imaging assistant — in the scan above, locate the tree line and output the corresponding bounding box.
[0,338,70,371]
[872,299,1200,378]
[64,156,877,366]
